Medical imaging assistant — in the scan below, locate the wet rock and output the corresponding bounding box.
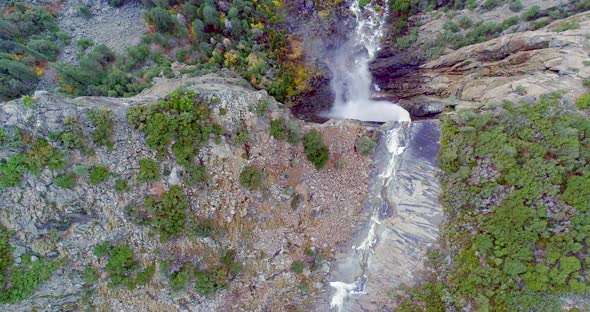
[408,101,444,117]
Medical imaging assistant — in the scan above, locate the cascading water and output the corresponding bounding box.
[324,1,442,311]
[324,0,409,123]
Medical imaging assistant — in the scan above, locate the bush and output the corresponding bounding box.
[234,125,250,144]
[195,270,226,296]
[270,119,286,140]
[143,7,176,33]
[509,0,523,12]
[89,165,109,185]
[303,130,329,169]
[139,159,160,182]
[458,16,473,29]
[142,185,188,239]
[109,0,125,7]
[184,165,206,186]
[0,226,59,303]
[114,179,129,192]
[554,20,580,32]
[576,93,590,109]
[291,261,305,274]
[240,166,263,190]
[49,116,87,151]
[88,109,114,149]
[169,266,191,290]
[82,267,99,285]
[97,244,139,288]
[522,5,541,21]
[356,136,378,155]
[502,16,520,29]
[482,0,501,10]
[53,173,76,188]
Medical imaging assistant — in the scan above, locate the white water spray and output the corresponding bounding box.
[324,0,410,122]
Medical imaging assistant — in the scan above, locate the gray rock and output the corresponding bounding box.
[409,101,444,117]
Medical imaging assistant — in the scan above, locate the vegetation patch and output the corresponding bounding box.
[0,4,66,100]
[88,109,115,149]
[398,94,590,310]
[0,225,60,303]
[88,165,109,185]
[93,243,152,289]
[303,130,329,169]
[355,136,377,155]
[141,185,189,240]
[138,159,160,182]
[239,166,263,190]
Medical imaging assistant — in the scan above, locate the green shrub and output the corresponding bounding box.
[53,173,76,188]
[482,0,501,10]
[356,136,377,155]
[576,93,590,109]
[0,225,59,303]
[89,165,109,185]
[502,16,520,29]
[195,270,226,296]
[270,119,286,140]
[114,179,129,192]
[82,267,99,285]
[184,165,207,186]
[458,16,473,29]
[509,0,523,12]
[554,20,580,32]
[98,244,139,288]
[142,185,188,239]
[78,6,92,18]
[291,261,305,274]
[109,0,125,7]
[522,5,541,21]
[303,130,329,169]
[49,116,87,151]
[136,264,155,286]
[286,121,301,145]
[255,100,268,117]
[240,166,263,190]
[514,85,527,96]
[143,7,176,33]
[139,159,160,182]
[234,125,250,144]
[531,19,549,30]
[88,109,114,149]
[21,96,35,108]
[169,266,191,290]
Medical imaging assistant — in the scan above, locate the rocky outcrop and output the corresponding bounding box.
[371,12,590,112]
[0,72,379,311]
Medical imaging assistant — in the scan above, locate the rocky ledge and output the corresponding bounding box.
[371,11,590,114]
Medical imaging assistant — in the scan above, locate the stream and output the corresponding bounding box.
[321,0,443,310]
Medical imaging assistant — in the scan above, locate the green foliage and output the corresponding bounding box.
[78,5,92,17]
[170,266,191,290]
[21,95,34,108]
[53,173,76,188]
[0,226,59,303]
[458,16,473,29]
[509,0,523,12]
[89,165,109,185]
[254,100,269,117]
[142,185,188,240]
[576,93,590,109]
[49,116,88,151]
[143,7,176,33]
[128,89,218,167]
[522,5,541,21]
[396,28,418,50]
[234,125,250,144]
[303,130,329,169]
[82,267,99,285]
[136,264,155,286]
[356,136,377,155]
[285,121,301,145]
[95,244,139,288]
[240,166,263,190]
[402,94,590,310]
[291,260,305,274]
[114,179,129,192]
[0,137,66,188]
[184,164,207,186]
[555,19,580,32]
[482,0,501,10]
[88,109,114,149]
[502,16,520,30]
[270,119,286,140]
[0,4,63,99]
[138,159,160,182]
[194,269,227,296]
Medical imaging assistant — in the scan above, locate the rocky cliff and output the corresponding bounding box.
[0,72,381,311]
[372,10,590,115]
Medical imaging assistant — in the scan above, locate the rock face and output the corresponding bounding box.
[0,72,379,311]
[371,12,590,112]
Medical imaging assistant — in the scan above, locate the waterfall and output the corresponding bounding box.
[324,0,410,123]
